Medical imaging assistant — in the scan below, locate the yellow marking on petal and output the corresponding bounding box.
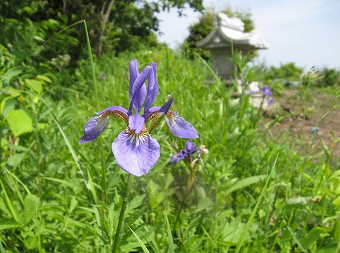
[102,110,129,123]
[165,111,178,126]
[145,111,166,134]
[126,127,149,146]
[95,115,109,131]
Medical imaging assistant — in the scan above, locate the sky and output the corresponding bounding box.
[156,0,340,69]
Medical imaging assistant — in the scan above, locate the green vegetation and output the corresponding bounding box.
[1,2,339,252]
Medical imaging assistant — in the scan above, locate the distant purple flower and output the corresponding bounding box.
[260,85,273,97]
[79,59,198,177]
[311,127,319,135]
[170,140,198,164]
[267,98,274,105]
[254,85,274,105]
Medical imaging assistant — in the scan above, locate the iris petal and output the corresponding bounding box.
[145,99,173,134]
[80,106,129,144]
[112,130,160,177]
[96,106,128,122]
[170,150,187,164]
[144,63,159,118]
[79,115,109,144]
[129,59,139,99]
[166,112,199,139]
[128,114,145,134]
[185,140,198,154]
[129,66,152,114]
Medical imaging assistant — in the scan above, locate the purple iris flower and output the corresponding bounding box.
[260,85,273,97]
[259,85,274,105]
[170,140,198,164]
[79,59,199,177]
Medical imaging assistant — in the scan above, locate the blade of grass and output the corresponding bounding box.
[287,226,306,251]
[4,168,31,195]
[112,174,134,253]
[39,96,87,182]
[0,178,19,222]
[234,154,278,253]
[83,20,107,203]
[129,227,151,253]
[0,240,5,253]
[165,215,174,253]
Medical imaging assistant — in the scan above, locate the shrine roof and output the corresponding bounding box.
[197,13,269,50]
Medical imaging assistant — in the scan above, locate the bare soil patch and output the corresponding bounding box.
[265,89,339,161]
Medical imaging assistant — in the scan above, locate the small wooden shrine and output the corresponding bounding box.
[197,13,268,80]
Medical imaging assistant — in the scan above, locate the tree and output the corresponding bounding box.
[266,62,303,81]
[0,0,204,63]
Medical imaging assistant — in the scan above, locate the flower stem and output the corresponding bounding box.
[174,156,197,227]
[112,174,134,253]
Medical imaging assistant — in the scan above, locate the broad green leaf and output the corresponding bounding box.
[36,75,52,83]
[222,218,246,244]
[194,196,213,213]
[6,153,25,167]
[225,175,267,195]
[22,194,41,225]
[0,96,17,116]
[18,6,34,15]
[38,123,49,129]
[301,227,329,250]
[127,194,145,213]
[24,79,43,94]
[33,35,45,42]
[316,247,338,253]
[1,138,9,150]
[1,67,22,85]
[5,109,33,136]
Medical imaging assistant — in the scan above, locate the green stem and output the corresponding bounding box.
[83,20,107,202]
[112,174,134,253]
[83,20,99,109]
[174,157,197,228]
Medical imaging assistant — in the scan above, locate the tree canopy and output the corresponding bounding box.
[0,0,204,66]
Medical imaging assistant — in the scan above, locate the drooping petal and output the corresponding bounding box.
[144,63,159,118]
[96,106,129,123]
[79,106,129,144]
[79,115,109,144]
[129,65,152,115]
[112,130,160,177]
[128,114,145,134]
[166,112,199,139]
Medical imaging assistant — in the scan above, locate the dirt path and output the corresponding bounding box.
[264,90,339,162]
